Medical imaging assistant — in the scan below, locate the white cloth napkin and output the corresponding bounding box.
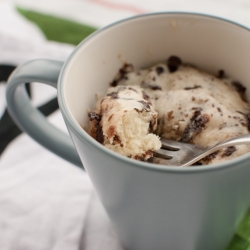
[0,3,122,250]
[2,0,250,249]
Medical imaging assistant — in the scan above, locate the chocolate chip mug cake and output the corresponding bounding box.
[88,56,250,165]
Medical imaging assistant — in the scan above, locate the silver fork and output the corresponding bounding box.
[151,134,250,167]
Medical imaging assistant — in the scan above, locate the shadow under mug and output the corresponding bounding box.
[6,12,250,250]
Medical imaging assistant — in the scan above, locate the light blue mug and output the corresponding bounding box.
[6,13,250,250]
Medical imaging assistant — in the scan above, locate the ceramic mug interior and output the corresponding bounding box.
[60,12,250,167]
[62,13,250,139]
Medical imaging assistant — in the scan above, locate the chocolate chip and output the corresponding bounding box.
[110,80,118,87]
[134,151,151,161]
[218,70,225,78]
[113,135,123,147]
[232,81,246,94]
[128,87,138,93]
[134,108,141,113]
[88,111,101,122]
[156,66,164,75]
[219,123,226,130]
[237,111,250,132]
[107,92,119,99]
[108,114,114,121]
[192,162,203,166]
[138,100,151,110]
[222,146,236,157]
[149,85,162,90]
[110,63,134,86]
[181,110,209,143]
[184,85,201,90]
[192,107,202,112]
[119,63,134,74]
[201,151,219,163]
[244,113,250,131]
[192,107,203,111]
[142,91,150,101]
[149,118,157,132]
[167,56,182,73]
[96,123,104,144]
[88,112,104,143]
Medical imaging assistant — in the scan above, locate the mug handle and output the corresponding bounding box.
[6,59,83,168]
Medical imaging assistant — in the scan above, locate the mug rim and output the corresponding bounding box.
[58,11,250,173]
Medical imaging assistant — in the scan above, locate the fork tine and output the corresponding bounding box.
[153,137,210,167]
[154,148,179,159]
[160,138,181,150]
[150,156,180,166]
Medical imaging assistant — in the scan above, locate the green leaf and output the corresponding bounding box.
[225,235,250,250]
[237,208,250,241]
[16,6,97,45]
[225,208,250,250]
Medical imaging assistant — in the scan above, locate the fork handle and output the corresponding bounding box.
[182,134,250,167]
[213,134,250,149]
